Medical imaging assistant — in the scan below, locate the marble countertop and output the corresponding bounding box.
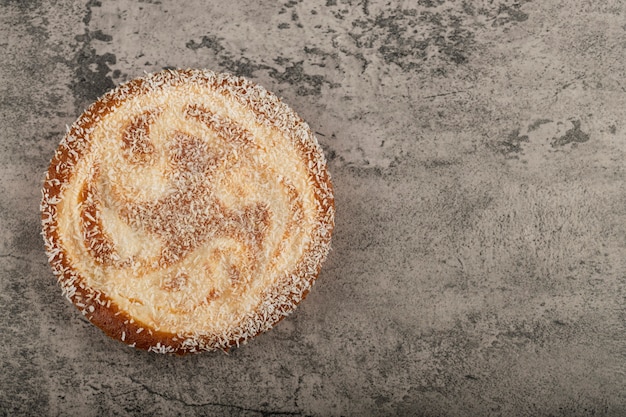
[1,1,625,415]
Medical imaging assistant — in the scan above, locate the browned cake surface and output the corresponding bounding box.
[41,69,334,354]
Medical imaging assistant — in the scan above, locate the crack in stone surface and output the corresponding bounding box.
[128,376,305,416]
[0,253,30,263]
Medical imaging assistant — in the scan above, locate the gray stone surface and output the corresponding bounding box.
[1,0,625,415]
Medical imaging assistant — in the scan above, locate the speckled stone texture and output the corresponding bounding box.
[1,0,625,416]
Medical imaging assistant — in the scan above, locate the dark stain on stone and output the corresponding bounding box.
[304,46,337,68]
[2,0,43,11]
[319,137,343,166]
[347,6,476,71]
[418,0,445,7]
[291,11,303,27]
[220,56,263,79]
[313,1,533,73]
[185,35,225,53]
[186,35,340,95]
[528,118,552,131]
[492,3,529,27]
[71,32,116,111]
[424,158,457,168]
[12,220,41,255]
[278,22,290,29]
[304,46,332,57]
[361,0,370,16]
[0,353,49,416]
[496,128,529,156]
[608,124,616,134]
[374,395,391,406]
[498,320,549,348]
[91,29,112,42]
[551,120,589,147]
[185,34,269,78]
[83,0,101,25]
[325,148,338,162]
[3,1,49,42]
[69,0,116,111]
[269,61,333,96]
[461,1,475,16]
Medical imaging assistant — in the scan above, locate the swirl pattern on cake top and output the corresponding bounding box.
[41,69,334,354]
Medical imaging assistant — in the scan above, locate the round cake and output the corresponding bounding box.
[41,69,334,354]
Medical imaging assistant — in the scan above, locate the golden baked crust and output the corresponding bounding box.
[41,69,334,354]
